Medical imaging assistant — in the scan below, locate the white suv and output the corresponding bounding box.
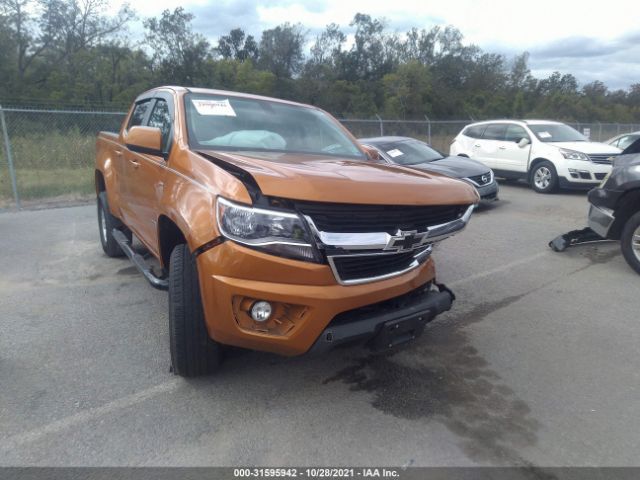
[450,120,621,193]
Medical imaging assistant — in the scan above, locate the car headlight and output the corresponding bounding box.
[560,148,589,161]
[217,197,317,262]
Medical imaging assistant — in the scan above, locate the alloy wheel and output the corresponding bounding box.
[534,167,551,190]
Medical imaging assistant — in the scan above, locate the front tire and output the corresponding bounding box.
[530,161,559,194]
[169,244,222,377]
[97,192,131,257]
[621,212,640,275]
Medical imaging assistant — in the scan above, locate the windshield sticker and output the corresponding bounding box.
[192,99,237,117]
[538,131,552,139]
[387,149,404,158]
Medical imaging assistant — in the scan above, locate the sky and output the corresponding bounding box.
[112,0,640,90]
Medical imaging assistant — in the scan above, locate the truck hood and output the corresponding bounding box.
[198,149,479,205]
[548,141,621,154]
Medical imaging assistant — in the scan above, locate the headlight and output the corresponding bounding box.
[217,197,317,262]
[560,148,589,161]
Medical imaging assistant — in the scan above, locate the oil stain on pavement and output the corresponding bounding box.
[324,293,542,465]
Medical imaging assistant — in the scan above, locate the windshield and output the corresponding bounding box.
[374,139,444,165]
[528,124,587,143]
[184,93,364,159]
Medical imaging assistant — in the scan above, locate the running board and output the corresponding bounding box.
[112,229,169,290]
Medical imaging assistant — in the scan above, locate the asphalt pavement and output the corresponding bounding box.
[0,183,638,466]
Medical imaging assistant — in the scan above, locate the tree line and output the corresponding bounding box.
[1,0,639,121]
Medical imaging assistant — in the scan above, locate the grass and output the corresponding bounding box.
[0,128,96,206]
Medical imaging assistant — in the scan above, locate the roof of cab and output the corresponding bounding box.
[136,86,316,110]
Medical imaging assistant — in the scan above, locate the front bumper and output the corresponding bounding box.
[588,204,616,238]
[558,160,612,189]
[309,283,454,354]
[196,241,439,356]
[475,181,499,201]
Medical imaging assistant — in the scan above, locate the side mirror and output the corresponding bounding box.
[518,137,530,148]
[126,126,163,157]
[361,145,382,162]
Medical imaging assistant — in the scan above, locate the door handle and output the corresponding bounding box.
[129,159,140,169]
[499,145,506,150]
[474,144,481,148]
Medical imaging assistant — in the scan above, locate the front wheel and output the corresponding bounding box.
[169,244,222,376]
[530,161,559,194]
[621,212,640,275]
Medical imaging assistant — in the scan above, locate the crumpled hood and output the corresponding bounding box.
[198,149,479,205]
[407,156,491,179]
[548,141,621,154]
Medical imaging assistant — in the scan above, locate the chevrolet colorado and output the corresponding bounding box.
[95,86,479,376]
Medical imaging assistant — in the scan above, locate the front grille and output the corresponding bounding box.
[589,154,618,164]
[467,173,492,186]
[329,248,429,283]
[296,202,465,234]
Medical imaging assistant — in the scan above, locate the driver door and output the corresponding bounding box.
[122,97,173,255]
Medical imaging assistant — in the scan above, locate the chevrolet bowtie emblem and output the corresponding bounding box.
[385,230,428,252]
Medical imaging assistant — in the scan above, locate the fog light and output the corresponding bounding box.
[250,301,272,322]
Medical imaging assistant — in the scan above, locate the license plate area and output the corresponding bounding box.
[368,310,432,351]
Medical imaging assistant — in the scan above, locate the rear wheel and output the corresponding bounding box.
[621,212,640,275]
[530,161,559,194]
[169,244,222,377]
[97,192,131,257]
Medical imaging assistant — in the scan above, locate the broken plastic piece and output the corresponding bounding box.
[548,227,607,252]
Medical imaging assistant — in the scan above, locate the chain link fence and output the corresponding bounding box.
[0,107,127,208]
[1,106,639,209]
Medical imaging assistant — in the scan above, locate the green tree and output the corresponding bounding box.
[382,61,431,118]
[258,22,306,79]
[217,28,258,62]
[143,7,211,86]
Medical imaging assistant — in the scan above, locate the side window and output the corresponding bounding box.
[504,125,529,143]
[482,124,507,141]
[128,100,152,129]
[148,99,172,152]
[463,125,485,139]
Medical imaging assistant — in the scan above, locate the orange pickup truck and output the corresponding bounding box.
[95,86,479,376]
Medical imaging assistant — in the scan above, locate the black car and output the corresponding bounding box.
[359,136,499,201]
[587,138,640,274]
